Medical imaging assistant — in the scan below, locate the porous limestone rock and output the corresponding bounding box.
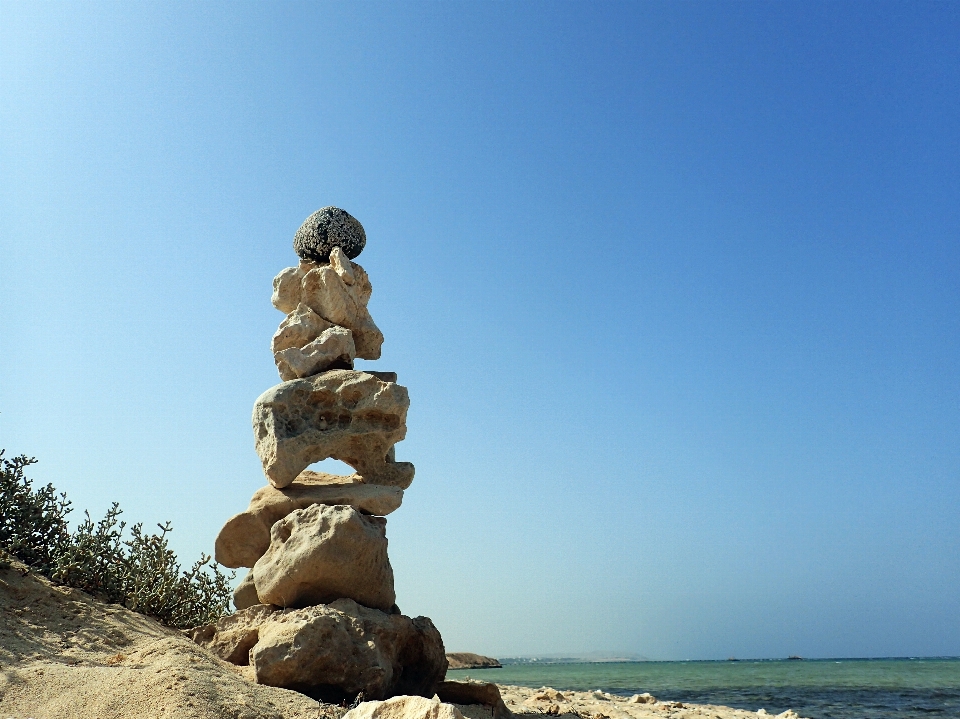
[272,302,333,353]
[330,245,356,284]
[294,207,366,263]
[271,264,311,314]
[253,600,446,701]
[301,260,383,359]
[233,569,262,610]
[252,369,415,489]
[275,325,357,380]
[270,247,382,361]
[191,599,445,701]
[215,471,404,568]
[343,696,465,719]
[186,603,276,665]
[253,503,395,611]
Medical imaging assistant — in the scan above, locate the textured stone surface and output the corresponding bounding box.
[272,302,332,353]
[270,256,383,363]
[233,569,262,610]
[190,599,445,701]
[252,369,415,489]
[253,504,395,611]
[330,246,356,284]
[275,325,357,380]
[186,603,276,665]
[344,696,465,719]
[294,207,366,263]
[215,471,404,569]
[301,262,383,359]
[253,600,446,701]
[271,265,308,314]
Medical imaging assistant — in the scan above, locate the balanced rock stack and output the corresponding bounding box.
[191,207,447,702]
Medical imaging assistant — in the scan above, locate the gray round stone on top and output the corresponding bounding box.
[293,206,366,262]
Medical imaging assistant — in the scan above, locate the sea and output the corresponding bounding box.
[447,658,960,719]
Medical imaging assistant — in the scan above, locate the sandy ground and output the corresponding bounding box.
[0,556,332,719]
[0,555,804,719]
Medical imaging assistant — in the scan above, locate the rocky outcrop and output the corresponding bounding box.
[445,652,502,669]
[252,369,415,489]
[252,504,395,612]
[343,696,465,719]
[191,599,446,702]
[215,471,403,569]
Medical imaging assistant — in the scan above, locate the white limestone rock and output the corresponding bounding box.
[301,263,383,359]
[252,369,415,489]
[271,264,308,314]
[272,302,332,353]
[270,253,383,364]
[330,245,356,285]
[275,325,357,380]
[252,503,395,612]
[190,598,446,701]
[232,569,262,610]
[343,696,464,719]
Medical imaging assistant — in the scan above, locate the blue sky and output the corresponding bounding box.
[1,1,958,660]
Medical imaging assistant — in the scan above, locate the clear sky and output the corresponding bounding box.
[1,1,958,661]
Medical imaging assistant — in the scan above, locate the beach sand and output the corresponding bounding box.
[0,557,803,719]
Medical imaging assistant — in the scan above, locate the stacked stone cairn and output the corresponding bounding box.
[189,207,447,703]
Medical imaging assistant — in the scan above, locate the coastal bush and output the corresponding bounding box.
[0,448,233,628]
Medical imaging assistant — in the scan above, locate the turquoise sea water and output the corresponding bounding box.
[447,658,960,719]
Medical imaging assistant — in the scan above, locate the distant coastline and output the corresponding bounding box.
[448,657,960,719]
[496,655,960,664]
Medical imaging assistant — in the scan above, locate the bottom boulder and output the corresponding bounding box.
[189,598,446,702]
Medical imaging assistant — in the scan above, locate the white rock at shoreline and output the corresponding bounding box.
[495,684,810,719]
[343,696,464,719]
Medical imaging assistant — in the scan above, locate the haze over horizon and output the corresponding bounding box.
[1,2,958,661]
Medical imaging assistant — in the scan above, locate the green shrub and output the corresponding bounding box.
[0,448,233,628]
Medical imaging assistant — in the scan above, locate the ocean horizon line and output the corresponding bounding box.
[487,655,960,665]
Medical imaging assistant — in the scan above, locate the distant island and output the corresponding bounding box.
[447,653,503,669]
[499,652,650,665]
